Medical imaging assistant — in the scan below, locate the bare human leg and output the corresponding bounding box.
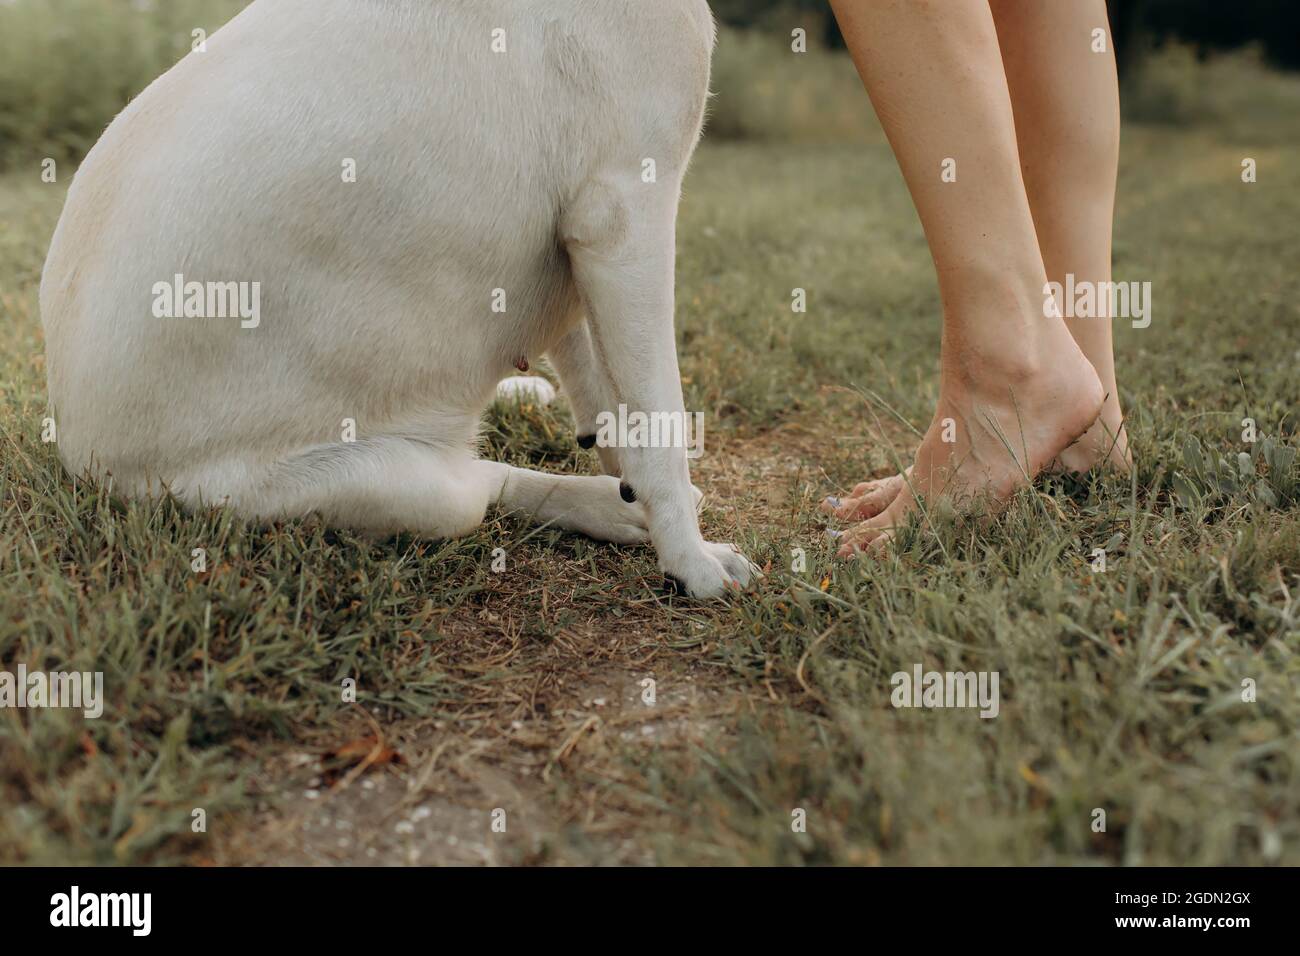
[990,0,1130,472]
[824,0,1104,555]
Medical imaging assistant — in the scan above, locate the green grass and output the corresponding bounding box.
[644,53,1300,863]
[638,94,1300,862]
[0,0,249,171]
[1,15,1298,864]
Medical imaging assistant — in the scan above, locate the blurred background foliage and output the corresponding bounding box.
[714,0,1300,71]
[0,0,1297,169]
[0,0,248,170]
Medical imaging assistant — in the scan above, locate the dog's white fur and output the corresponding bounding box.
[40,0,756,597]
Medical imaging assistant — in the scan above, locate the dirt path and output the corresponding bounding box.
[217,400,892,865]
[221,660,745,865]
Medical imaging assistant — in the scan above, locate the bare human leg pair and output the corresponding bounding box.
[824,0,1131,556]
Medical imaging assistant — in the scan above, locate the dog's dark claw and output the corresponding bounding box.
[577,434,597,449]
[662,574,687,596]
[619,482,636,502]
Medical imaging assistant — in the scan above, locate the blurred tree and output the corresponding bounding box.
[710,0,844,47]
[710,1,1300,70]
[1109,0,1300,80]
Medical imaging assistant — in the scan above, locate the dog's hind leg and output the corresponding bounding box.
[228,438,496,540]
[478,460,649,544]
[219,437,648,545]
[547,319,622,476]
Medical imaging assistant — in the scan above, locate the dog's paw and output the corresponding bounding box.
[661,541,760,598]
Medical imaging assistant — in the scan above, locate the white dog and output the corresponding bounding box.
[40,0,756,597]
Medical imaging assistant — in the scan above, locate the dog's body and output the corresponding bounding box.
[41,0,755,596]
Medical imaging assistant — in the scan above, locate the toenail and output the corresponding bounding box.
[825,496,841,508]
[576,434,597,449]
[662,574,686,596]
[825,529,842,539]
[620,482,636,503]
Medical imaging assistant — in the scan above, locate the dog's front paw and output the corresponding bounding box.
[661,541,760,598]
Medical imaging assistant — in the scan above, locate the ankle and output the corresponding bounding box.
[938,259,1048,326]
[939,327,1065,393]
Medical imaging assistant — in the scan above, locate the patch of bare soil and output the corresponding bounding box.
[218,403,888,866]
[221,660,741,866]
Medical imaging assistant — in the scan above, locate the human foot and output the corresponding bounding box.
[830,381,1127,524]
[833,346,1105,557]
[1051,387,1130,474]
[821,469,912,521]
